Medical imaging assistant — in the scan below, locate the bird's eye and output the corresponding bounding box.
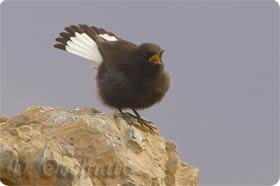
[141,53,149,60]
[141,51,148,58]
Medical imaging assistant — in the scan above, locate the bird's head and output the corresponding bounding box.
[137,43,165,67]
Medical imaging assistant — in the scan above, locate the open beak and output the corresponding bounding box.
[149,50,165,64]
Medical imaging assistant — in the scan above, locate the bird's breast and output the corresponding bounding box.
[96,65,170,109]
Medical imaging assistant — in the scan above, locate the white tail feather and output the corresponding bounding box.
[65,32,103,66]
[99,34,117,41]
[76,33,96,48]
[69,37,93,54]
[65,45,93,61]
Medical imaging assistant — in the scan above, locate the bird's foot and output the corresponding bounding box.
[137,117,156,131]
[119,113,133,126]
[116,109,156,132]
[124,113,156,131]
[116,109,135,127]
[131,109,157,131]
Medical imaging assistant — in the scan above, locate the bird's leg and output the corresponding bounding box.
[117,108,155,131]
[117,108,133,126]
[131,109,155,130]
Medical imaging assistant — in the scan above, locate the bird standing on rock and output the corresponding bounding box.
[54,24,170,129]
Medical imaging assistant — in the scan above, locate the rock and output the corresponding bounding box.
[0,106,199,186]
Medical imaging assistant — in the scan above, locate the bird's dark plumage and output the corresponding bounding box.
[54,24,170,128]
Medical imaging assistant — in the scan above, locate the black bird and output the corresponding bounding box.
[54,24,170,129]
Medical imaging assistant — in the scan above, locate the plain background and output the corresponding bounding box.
[0,0,279,185]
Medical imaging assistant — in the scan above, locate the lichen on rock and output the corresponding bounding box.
[0,106,198,186]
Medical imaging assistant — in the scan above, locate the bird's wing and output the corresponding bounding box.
[54,24,120,69]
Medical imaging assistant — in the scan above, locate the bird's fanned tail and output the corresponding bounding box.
[54,24,119,69]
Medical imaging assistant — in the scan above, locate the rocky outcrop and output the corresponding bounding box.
[0,106,199,186]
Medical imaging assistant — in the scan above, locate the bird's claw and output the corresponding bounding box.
[117,110,156,132]
[127,113,156,131]
[137,118,155,131]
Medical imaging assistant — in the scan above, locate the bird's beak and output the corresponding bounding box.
[149,50,165,64]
